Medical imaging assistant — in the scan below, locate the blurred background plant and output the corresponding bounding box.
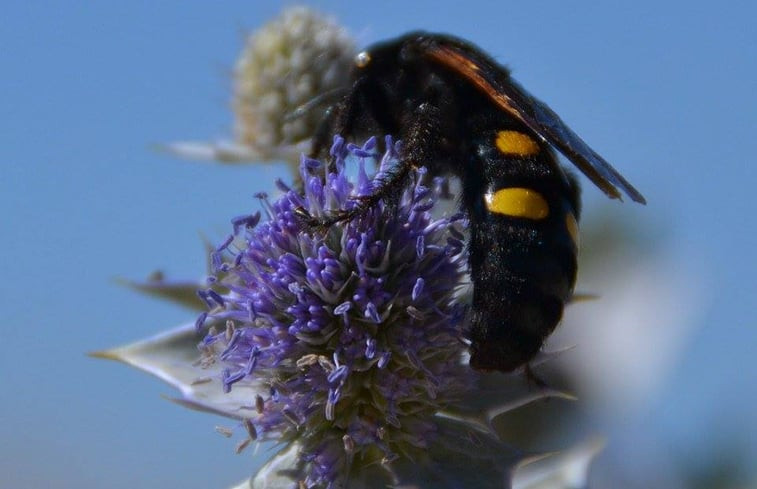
[2,2,755,489]
[165,7,355,171]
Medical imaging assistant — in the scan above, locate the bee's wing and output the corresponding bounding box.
[425,40,646,204]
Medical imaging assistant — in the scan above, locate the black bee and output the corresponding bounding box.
[304,32,645,372]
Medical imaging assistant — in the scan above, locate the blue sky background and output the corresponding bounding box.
[1,1,755,488]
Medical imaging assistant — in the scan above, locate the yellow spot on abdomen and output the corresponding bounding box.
[566,212,579,247]
[495,130,541,157]
[485,187,549,219]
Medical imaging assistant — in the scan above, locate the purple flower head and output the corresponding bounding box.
[202,136,471,488]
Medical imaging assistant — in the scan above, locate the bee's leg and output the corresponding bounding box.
[308,78,369,167]
[298,103,443,228]
[309,104,339,162]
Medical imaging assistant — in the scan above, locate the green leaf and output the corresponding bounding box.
[227,478,252,489]
[91,323,262,420]
[160,140,308,170]
[440,350,577,434]
[117,274,206,311]
[512,438,605,489]
[250,443,303,489]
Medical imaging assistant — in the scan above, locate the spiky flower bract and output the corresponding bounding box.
[198,136,473,487]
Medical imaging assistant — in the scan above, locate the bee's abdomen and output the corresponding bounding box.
[468,259,575,372]
[467,182,579,372]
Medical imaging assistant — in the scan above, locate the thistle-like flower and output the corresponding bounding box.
[198,135,472,487]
